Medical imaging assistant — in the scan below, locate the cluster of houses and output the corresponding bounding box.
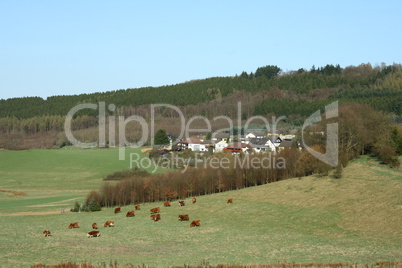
[172,130,302,154]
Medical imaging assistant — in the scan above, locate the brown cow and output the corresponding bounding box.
[68,222,79,229]
[192,197,197,204]
[178,200,185,206]
[178,214,189,221]
[114,207,121,214]
[150,207,160,214]
[227,198,234,204]
[43,230,52,237]
[87,230,100,238]
[135,205,141,210]
[150,214,161,222]
[104,221,115,227]
[92,223,98,229]
[190,220,201,227]
[126,211,135,217]
[164,201,171,207]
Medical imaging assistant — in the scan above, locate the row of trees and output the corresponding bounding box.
[86,148,305,207]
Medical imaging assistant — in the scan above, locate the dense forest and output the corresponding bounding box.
[1,63,402,150]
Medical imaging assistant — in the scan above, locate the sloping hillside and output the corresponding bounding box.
[0,152,401,266]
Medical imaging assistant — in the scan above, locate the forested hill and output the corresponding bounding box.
[1,63,402,119]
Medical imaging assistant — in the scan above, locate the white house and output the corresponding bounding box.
[215,140,228,152]
[245,131,265,140]
[188,142,208,152]
[248,138,276,153]
[188,140,214,152]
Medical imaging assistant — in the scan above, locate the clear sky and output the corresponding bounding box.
[1,0,401,100]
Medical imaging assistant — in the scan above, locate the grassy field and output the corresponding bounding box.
[0,149,401,267]
[0,147,155,215]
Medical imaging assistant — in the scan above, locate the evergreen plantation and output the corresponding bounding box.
[1,63,402,119]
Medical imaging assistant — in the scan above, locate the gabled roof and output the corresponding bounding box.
[267,135,282,143]
[245,131,265,137]
[248,138,273,147]
[187,138,203,144]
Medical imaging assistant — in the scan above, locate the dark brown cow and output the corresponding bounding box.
[227,198,234,204]
[92,223,98,229]
[114,207,121,214]
[135,205,141,210]
[178,200,185,206]
[190,220,201,227]
[104,221,115,227]
[43,230,52,237]
[164,201,171,207]
[178,214,189,221]
[150,214,161,222]
[192,197,197,204]
[150,207,160,214]
[126,211,135,217]
[68,222,79,229]
[87,230,100,238]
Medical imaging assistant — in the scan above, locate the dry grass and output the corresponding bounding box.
[0,188,27,196]
[28,261,402,268]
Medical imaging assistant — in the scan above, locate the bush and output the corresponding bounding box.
[70,202,81,212]
[374,145,400,168]
[86,198,102,212]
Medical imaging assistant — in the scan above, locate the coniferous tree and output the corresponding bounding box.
[154,129,169,145]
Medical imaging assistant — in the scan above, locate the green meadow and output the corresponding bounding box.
[0,147,155,214]
[0,149,401,267]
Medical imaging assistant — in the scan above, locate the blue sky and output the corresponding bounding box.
[1,0,401,100]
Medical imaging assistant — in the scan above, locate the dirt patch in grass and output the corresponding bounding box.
[0,188,27,196]
[0,210,62,216]
[27,198,79,208]
[141,148,152,153]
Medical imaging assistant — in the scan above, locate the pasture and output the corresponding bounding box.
[0,147,156,215]
[0,149,401,267]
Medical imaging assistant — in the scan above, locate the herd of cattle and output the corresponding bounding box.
[42,197,234,238]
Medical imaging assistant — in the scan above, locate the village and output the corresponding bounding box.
[161,129,303,155]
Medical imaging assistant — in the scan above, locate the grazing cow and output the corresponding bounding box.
[104,221,115,227]
[190,220,201,227]
[114,207,121,214]
[43,230,52,237]
[178,200,186,206]
[87,230,100,238]
[178,214,189,221]
[126,211,135,217]
[227,198,234,204]
[135,205,141,210]
[192,197,197,204]
[92,223,98,229]
[164,201,171,207]
[150,214,161,222]
[150,207,160,214]
[68,222,79,229]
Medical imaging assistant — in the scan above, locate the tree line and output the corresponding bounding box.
[1,63,401,119]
